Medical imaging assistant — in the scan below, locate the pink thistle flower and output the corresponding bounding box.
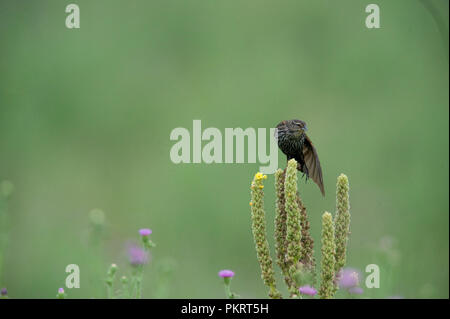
[299,285,317,296]
[128,244,149,266]
[338,268,361,289]
[218,270,235,278]
[139,228,152,236]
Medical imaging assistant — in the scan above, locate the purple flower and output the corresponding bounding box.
[139,228,152,236]
[338,268,361,289]
[128,244,149,266]
[348,287,364,295]
[1,288,7,296]
[56,287,66,299]
[299,285,317,296]
[218,270,235,278]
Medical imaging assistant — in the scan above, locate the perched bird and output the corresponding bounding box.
[275,119,325,196]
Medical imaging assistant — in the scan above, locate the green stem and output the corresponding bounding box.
[224,283,232,299]
[133,265,144,299]
[106,284,113,299]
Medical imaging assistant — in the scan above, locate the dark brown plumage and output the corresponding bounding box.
[275,119,325,196]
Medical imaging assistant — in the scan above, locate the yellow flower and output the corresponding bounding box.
[255,172,264,180]
[249,202,253,206]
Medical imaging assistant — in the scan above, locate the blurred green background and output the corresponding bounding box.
[0,0,448,299]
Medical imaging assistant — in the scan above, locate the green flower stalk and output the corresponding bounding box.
[297,194,314,270]
[105,263,118,299]
[120,276,130,299]
[249,168,351,299]
[319,212,336,299]
[284,160,302,281]
[274,169,291,288]
[296,193,316,288]
[334,174,350,273]
[250,172,282,299]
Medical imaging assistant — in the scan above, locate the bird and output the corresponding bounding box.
[275,119,325,196]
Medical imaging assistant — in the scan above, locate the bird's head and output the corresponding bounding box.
[287,119,308,136]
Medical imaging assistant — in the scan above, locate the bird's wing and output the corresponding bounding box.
[303,135,325,196]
